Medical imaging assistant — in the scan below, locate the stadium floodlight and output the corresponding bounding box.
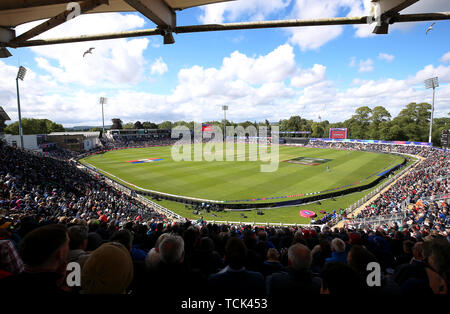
[222,105,228,141]
[100,97,107,137]
[424,77,439,144]
[17,66,26,80]
[16,66,27,149]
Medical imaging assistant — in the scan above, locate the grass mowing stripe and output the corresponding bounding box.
[82,145,401,202]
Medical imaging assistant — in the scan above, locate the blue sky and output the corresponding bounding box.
[1,0,450,127]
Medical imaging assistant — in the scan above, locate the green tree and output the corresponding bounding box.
[142,121,158,129]
[4,118,65,135]
[392,102,431,142]
[173,121,194,130]
[134,121,143,129]
[386,124,407,141]
[238,121,256,129]
[371,106,391,123]
[369,106,391,139]
[122,122,135,129]
[347,106,372,139]
[311,122,325,138]
[286,116,303,131]
[158,121,173,130]
[432,117,450,146]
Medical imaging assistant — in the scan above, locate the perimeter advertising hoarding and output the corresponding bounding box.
[310,138,433,146]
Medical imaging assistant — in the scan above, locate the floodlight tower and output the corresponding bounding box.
[222,105,228,141]
[424,77,439,144]
[16,66,27,149]
[100,97,107,137]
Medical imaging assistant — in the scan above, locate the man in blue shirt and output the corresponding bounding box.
[325,238,348,264]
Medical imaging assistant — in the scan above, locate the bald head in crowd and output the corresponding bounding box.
[159,234,185,264]
[288,243,312,271]
[331,238,346,253]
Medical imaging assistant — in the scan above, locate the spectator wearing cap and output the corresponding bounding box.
[0,224,70,295]
[208,237,265,297]
[325,238,348,264]
[266,243,321,298]
[81,242,134,294]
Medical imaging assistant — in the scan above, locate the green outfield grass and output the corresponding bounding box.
[148,188,378,225]
[80,144,405,205]
[149,157,415,224]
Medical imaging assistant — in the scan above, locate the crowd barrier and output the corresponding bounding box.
[343,213,407,229]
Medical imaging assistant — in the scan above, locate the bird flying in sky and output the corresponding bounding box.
[83,47,95,57]
[426,23,435,35]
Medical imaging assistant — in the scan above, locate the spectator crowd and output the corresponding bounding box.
[0,137,449,297]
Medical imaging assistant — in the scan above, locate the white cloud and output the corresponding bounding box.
[199,0,371,51]
[198,0,291,24]
[198,0,450,51]
[358,58,374,73]
[286,0,347,51]
[441,52,450,63]
[378,53,395,62]
[167,44,298,105]
[290,64,326,88]
[17,13,150,87]
[407,64,450,85]
[220,44,297,85]
[151,58,168,75]
[350,57,374,72]
[286,0,375,51]
[2,45,450,127]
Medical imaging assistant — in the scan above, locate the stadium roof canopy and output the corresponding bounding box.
[0,106,11,121]
[49,131,101,137]
[0,0,449,57]
[0,0,233,28]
